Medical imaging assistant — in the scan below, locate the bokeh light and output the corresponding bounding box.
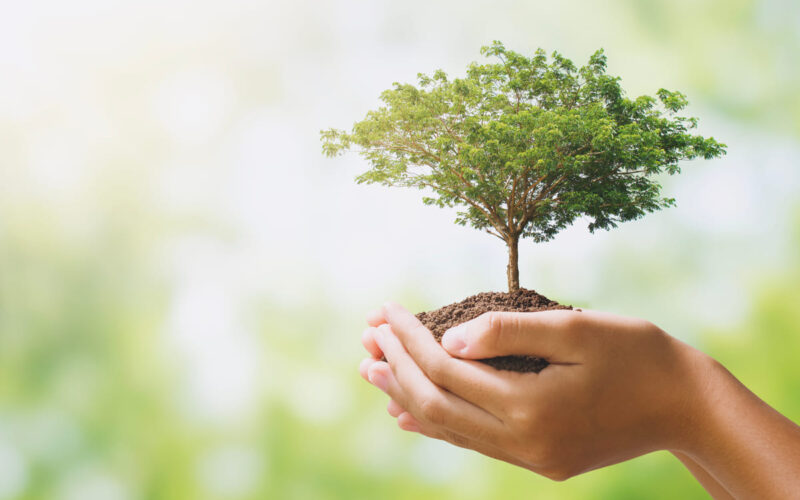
[1,1,798,498]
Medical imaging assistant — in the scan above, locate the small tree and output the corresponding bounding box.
[321,42,726,293]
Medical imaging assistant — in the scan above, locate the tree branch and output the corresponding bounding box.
[416,180,509,238]
[390,133,509,232]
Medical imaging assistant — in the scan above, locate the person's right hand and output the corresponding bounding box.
[361,303,800,498]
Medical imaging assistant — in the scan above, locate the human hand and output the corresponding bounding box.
[359,303,710,481]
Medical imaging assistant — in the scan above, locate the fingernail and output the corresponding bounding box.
[442,324,467,354]
[368,369,389,392]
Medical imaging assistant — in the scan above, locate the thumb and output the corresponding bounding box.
[441,310,581,361]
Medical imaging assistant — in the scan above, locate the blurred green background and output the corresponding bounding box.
[1,0,799,498]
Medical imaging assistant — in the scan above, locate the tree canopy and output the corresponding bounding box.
[321,41,726,292]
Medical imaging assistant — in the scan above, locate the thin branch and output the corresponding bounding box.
[416,180,508,238]
[391,136,508,231]
[485,228,506,241]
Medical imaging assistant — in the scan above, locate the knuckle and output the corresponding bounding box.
[483,311,512,350]
[442,430,470,449]
[554,312,586,347]
[524,439,557,467]
[494,382,516,404]
[642,319,665,337]
[498,313,521,347]
[540,466,574,482]
[469,425,493,445]
[480,311,504,340]
[424,357,448,383]
[504,405,536,430]
[382,351,398,372]
[561,310,586,331]
[430,358,462,389]
[483,311,502,334]
[639,320,667,347]
[498,388,540,424]
[417,393,446,425]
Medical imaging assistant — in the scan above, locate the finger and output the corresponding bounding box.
[360,357,378,382]
[387,399,405,418]
[370,327,504,443]
[441,309,584,362]
[384,372,533,471]
[413,422,532,470]
[397,411,421,432]
[361,327,383,359]
[366,308,386,327]
[382,302,511,410]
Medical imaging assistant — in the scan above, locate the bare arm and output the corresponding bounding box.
[672,452,734,500]
[677,359,800,498]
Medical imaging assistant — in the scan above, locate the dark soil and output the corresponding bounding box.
[416,288,573,373]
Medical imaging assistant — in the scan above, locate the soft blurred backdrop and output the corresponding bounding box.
[1,0,799,498]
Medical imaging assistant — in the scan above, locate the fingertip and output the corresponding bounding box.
[374,323,393,348]
[381,301,408,319]
[361,327,383,358]
[397,412,421,432]
[367,361,391,392]
[367,360,390,377]
[366,308,386,327]
[441,324,468,356]
[359,357,377,381]
[387,399,404,417]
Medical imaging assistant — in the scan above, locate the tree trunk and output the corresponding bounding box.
[506,235,520,293]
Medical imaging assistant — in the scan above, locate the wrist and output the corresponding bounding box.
[664,342,731,455]
[671,347,800,498]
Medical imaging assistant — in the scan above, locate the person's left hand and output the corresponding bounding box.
[359,304,536,471]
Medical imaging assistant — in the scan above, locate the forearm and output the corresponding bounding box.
[680,356,800,499]
[672,451,733,499]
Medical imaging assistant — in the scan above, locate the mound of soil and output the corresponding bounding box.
[416,288,573,373]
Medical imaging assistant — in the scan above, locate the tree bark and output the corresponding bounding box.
[506,235,520,293]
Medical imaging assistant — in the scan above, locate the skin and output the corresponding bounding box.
[359,303,800,498]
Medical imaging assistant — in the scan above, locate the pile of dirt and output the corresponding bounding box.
[416,288,572,373]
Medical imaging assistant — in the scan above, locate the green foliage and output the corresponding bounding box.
[321,41,726,244]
